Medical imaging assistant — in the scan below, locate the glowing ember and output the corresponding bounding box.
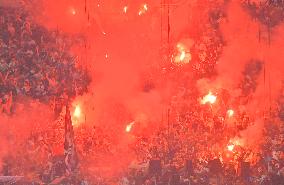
[126,121,135,133]
[227,109,234,117]
[70,8,76,15]
[73,105,81,118]
[200,92,217,104]
[227,144,235,151]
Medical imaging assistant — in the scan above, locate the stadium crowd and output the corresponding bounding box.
[0,6,90,115]
[0,1,284,185]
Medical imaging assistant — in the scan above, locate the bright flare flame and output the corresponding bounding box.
[143,4,148,11]
[71,104,83,126]
[227,109,234,117]
[173,43,191,65]
[179,51,186,61]
[227,144,235,151]
[123,6,128,13]
[200,92,217,104]
[126,121,135,133]
[73,105,81,118]
[138,3,148,16]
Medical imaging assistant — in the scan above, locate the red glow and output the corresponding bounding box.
[1,0,284,183]
[70,8,76,15]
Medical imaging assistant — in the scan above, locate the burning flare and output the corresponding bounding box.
[227,109,234,117]
[71,104,83,126]
[200,92,217,104]
[143,4,148,11]
[173,43,191,65]
[179,51,186,61]
[73,105,81,118]
[227,144,235,151]
[123,6,128,13]
[126,121,135,133]
[138,3,148,16]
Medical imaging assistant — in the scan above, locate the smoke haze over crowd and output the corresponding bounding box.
[0,0,284,183]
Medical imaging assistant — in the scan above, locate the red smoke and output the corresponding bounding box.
[1,0,284,179]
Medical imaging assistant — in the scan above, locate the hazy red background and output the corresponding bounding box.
[1,0,284,177]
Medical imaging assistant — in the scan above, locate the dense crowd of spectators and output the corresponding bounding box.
[0,1,284,185]
[244,0,284,27]
[0,6,90,115]
[123,111,284,185]
[2,101,282,184]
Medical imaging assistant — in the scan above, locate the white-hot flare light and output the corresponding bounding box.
[126,121,135,133]
[227,144,235,151]
[200,92,217,104]
[227,109,234,117]
[143,4,148,11]
[138,3,148,16]
[173,43,191,65]
[179,51,186,61]
[71,104,83,126]
[73,105,81,118]
[123,6,128,13]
